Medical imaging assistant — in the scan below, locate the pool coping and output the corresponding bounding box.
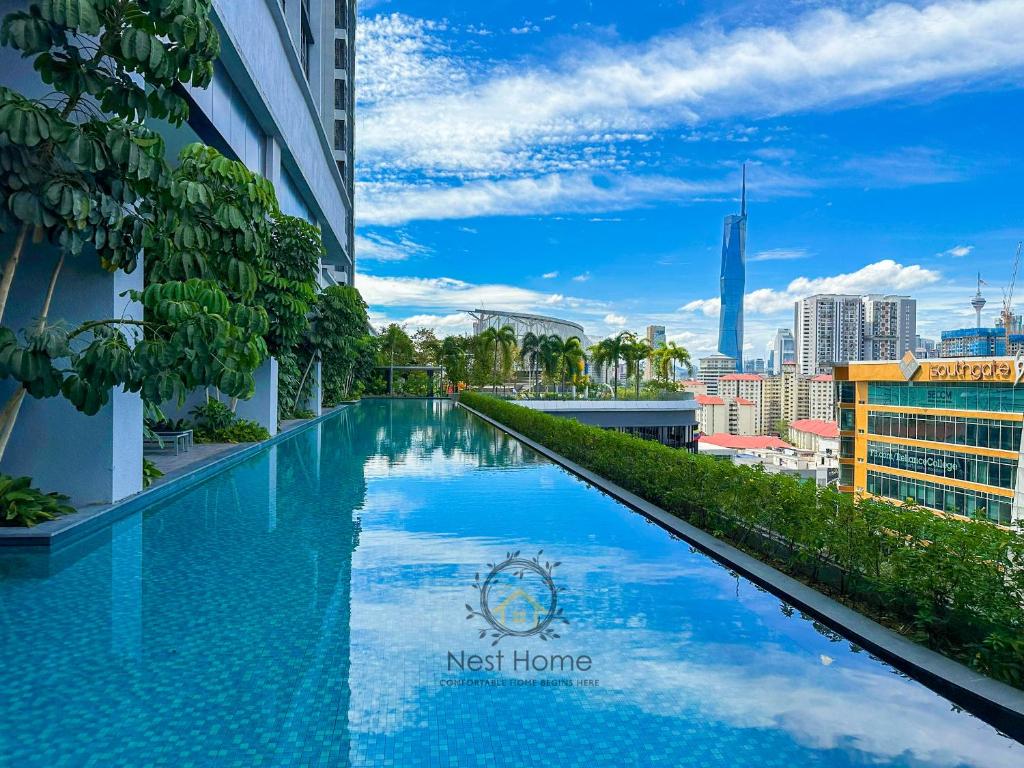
[457,400,1024,743]
[0,404,353,550]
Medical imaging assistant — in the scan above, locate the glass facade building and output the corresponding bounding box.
[834,357,1024,525]
[718,168,747,372]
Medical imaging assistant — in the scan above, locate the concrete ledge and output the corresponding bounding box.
[0,406,351,551]
[457,400,1024,743]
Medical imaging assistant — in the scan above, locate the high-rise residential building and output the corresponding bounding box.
[0,0,356,506]
[698,354,738,395]
[794,294,915,375]
[807,374,836,421]
[644,325,667,380]
[863,295,917,362]
[939,328,1024,357]
[718,166,747,372]
[718,374,764,434]
[768,329,796,374]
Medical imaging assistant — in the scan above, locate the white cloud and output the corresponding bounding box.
[749,248,810,262]
[358,1,1024,181]
[681,259,942,317]
[941,244,974,257]
[542,271,559,279]
[572,271,592,282]
[604,313,627,325]
[355,232,431,262]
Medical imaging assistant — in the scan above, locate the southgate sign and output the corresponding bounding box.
[927,354,1024,384]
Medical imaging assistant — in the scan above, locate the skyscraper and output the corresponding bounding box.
[794,294,916,375]
[768,328,796,375]
[718,165,747,372]
[644,325,667,380]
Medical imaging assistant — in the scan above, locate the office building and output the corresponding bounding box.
[698,354,738,395]
[744,358,767,375]
[915,336,938,358]
[795,294,916,375]
[768,328,796,374]
[835,355,1024,524]
[718,166,747,372]
[644,325,667,380]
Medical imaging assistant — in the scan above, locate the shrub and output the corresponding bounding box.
[459,392,1024,688]
[142,459,164,489]
[0,474,73,527]
[190,399,269,443]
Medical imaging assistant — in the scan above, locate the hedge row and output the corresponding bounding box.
[459,391,1024,689]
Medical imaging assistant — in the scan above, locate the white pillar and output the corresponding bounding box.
[234,357,279,436]
[0,239,144,507]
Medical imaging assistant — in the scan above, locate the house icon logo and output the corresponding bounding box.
[466,550,568,644]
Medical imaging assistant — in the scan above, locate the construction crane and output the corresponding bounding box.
[1001,241,1024,353]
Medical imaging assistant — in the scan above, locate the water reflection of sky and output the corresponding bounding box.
[0,400,1019,767]
[347,403,1022,768]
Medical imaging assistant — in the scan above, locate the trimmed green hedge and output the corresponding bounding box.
[460,391,1024,688]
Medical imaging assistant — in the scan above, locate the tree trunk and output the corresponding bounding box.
[0,387,27,465]
[0,251,65,464]
[293,354,317,412]
[0,222,30,326]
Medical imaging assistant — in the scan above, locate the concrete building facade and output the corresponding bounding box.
[698,354,738,395]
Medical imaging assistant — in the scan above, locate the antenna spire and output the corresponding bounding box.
[741,163,747,218]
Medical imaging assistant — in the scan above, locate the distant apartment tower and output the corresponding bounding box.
[794,294,915,375]
[644,325,667,380]
[698,354,738,395]
[768,328,796,374]
[863,295,917,362]
[718,374,764,434]
[718,166,747,372]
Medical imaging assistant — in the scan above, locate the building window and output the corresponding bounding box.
[335,38,347,69]
[866,441,1017,489]
[868,381,1024,413]
[866,470,1012,525]
[335,0,346,29]
[867,411,1022,452]
[334,78,346,110]
[334,119,346,151]
[336,159,346,179]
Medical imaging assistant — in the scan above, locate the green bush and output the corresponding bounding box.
[190,399,269,443]
[142,459,164,489]
[460,392,1024,688]
[0,474,73,527]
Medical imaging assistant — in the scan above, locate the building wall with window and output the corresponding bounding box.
[834,356,1024,524]
[192,0,355,280]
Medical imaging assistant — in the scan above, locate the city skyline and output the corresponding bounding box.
[354,0,1024,360]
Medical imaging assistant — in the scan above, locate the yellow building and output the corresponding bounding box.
[834,353,1024,525]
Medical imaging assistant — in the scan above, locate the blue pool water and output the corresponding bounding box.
[0,400,1020,767]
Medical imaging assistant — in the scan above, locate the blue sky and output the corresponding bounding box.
[353,0,1024,360]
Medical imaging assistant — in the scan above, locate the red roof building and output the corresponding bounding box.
[698,433,794,450]
[719,373,764,381]
[695,394,725,406]
[790,419,840,438]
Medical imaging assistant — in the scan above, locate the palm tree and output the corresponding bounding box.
[545,335,585,395]
[653,341,694,383]
[589,331,632,399]
[519,332,549,394]
[622,336,651,398]
[479,324,517,394]
[667,341,694,382]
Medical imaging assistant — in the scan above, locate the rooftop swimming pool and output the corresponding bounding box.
[1,399,1020,767]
